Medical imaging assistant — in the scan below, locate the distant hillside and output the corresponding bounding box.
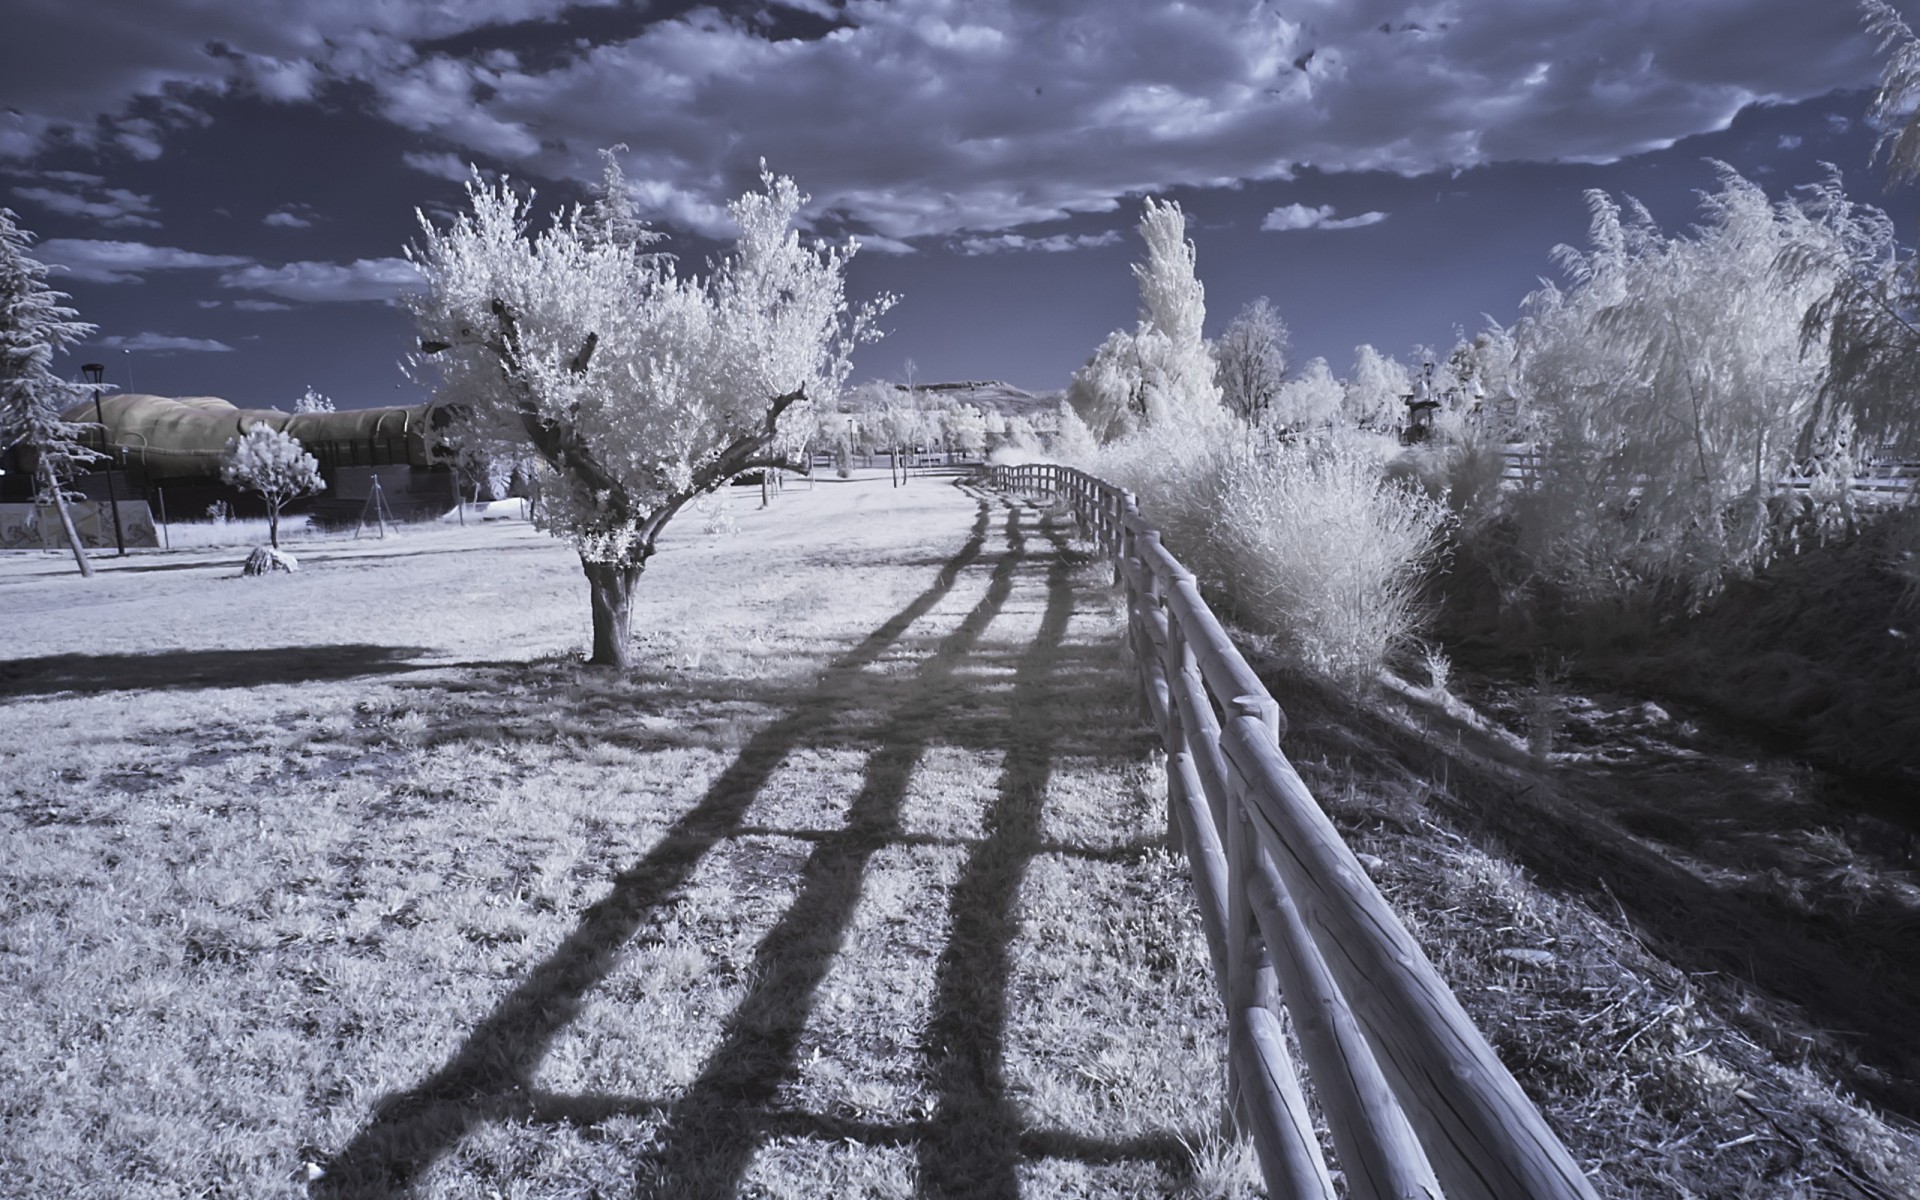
[888,380,1063,421]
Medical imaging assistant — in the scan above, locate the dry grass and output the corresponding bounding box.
[1256,654,1920,1199]
[0,472,1240,1199]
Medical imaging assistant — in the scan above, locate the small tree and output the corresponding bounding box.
[1269,356,1343,431]
[0,207,99,576]
[220,424,325,549]
[946,403,988,459]
[407,160,891,666]
[1343,344,1410,431]
[293,386,335,413]
[1214,296,1288,421]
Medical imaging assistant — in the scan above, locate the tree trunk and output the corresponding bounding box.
[582,556,644,667]
[268,502,281,549]
[42,463,93,578]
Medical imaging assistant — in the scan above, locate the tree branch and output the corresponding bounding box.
[486,298,624,504]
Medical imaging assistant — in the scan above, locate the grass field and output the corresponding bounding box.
[0,472,1245,1199]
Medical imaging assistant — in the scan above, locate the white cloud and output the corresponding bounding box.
[11,183,160,229]
[35,239,252,284]
[852,234,917,255]
[401,150,477,182]
[232,298,294,311]
[97,332,235,353]
[0,0,1886,243]
[955,230,1122,255]
[262,205,315,228]
[220,256,423,302]
[1778,134,1804,150]
[1260,203,1388,232]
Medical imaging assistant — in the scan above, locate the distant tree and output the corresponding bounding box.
[0,207,100,576]
[1067,198,1223,441]
[946,403,988,458]
[1268,356,1343,431]
[1213,296,1288,421]
[1343,344,1410,431]
[221,424,325,549]
[406,160,891,666]
[293,386,335,413]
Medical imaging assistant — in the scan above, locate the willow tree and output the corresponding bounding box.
[406,162,891,666]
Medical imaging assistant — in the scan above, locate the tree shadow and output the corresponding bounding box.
[0,644,436,698]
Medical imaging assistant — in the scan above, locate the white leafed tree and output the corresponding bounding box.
[1132,197,1224,429]
[406,160,891,666]
[1865,0,1920,187]
[1343,344,1410,431]
[1213,296,1288,421]
[1511,169,1843,601]
[0,206,100,576]
[1064,328,1145,441]
[1269,355,1343,431]
[220,423,325,549]
[1067,198,1224,440]
[946,402,988,457]
[293,386,335,413]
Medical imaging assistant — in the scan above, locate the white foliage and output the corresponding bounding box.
[1788,170,1920,457]
[945,403,988,456]
[405,163,891,570]
[1213,296,1288,421]
[1067,198,1224,440]
[293,386,335,413]
[220,423,325,548]
[1065,327,1146,442]
[1865,0,1920,188]
[0,207,99,489]
[221,424,325,502]
[1509,167,1842,601]
[1268,356,1343,431]
[1343,344,1409,431]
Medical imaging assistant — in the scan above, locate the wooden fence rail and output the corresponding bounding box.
[988,462,1599,1200]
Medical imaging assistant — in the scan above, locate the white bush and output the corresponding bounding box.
[1088,424,1448,685]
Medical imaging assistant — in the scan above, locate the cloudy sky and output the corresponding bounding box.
[2,0,1913,406]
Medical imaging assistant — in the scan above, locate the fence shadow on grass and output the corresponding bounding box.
[317,484,1174,1197]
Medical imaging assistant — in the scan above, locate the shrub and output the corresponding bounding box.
[1090,425,1449,685]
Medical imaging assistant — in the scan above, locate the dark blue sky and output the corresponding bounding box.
[1,0,1910,404]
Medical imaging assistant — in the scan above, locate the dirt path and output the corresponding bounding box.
[0,474,1235,1199]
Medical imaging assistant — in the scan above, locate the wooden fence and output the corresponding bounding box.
[989,462,1598,1200]
[1498,444,1920,506]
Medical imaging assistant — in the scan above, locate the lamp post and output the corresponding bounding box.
[82,363,125,555]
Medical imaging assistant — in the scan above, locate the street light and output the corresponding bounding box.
[82,363,125,556]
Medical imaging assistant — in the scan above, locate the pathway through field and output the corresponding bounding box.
[48,478,1213,1198]
[0,474,1229,1199]
[318,480,1227,1198]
